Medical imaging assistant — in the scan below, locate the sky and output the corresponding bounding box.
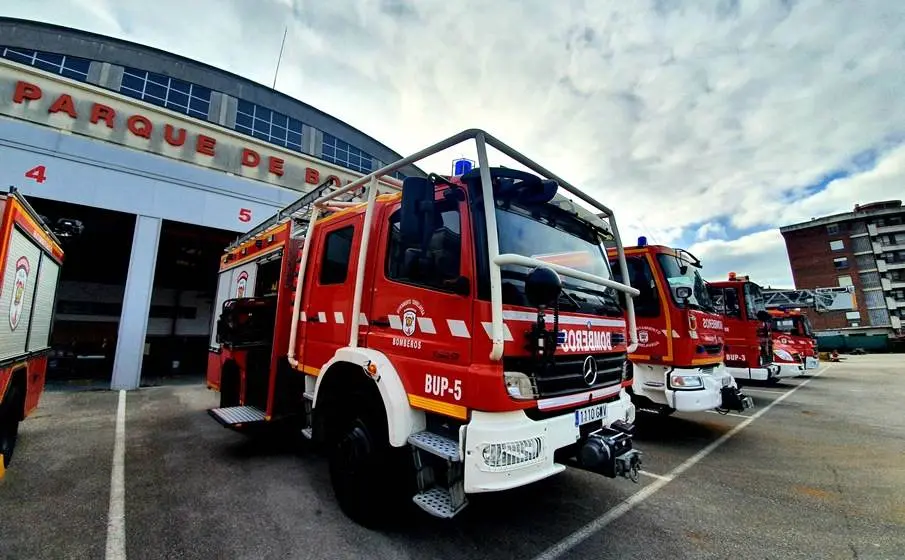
[4,0,905,288]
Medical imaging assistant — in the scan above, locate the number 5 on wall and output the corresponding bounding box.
[238,208,252,223]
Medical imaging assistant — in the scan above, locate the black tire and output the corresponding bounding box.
[0,382,24,469]
[327,391,415,529]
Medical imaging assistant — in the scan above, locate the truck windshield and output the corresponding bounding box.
[495,204,621,316]
[773,316,813,337]
[655,253,715,311]
[744,282,767,318]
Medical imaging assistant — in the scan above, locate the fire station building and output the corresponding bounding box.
[0,17,422,390]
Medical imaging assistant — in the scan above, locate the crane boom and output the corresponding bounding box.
[762,286,855,312]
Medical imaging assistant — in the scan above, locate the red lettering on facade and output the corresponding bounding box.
[13,81,42,104]
[48,93,77,118]
[196,134,216,156]
[325,174,342,188]
[241,148,260,168]
[305,167,320,184]
[164,124,186,147]
[127,115,153,139]
[90,104,116,128]
[268,156,284,177]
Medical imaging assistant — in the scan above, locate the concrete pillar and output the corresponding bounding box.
[111,215,162,390]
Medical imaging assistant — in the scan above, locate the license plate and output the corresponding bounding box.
[575,403,607,427]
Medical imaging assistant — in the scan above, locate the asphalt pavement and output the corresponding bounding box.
[1,355,904,559]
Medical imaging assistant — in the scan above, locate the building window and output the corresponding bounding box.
[833,256,849,270]
[862,290,886,308]
[321,133,374,174]
[829,239,845,251]
[1,47,91,82]
[851,236,872,253]
[234,100,304,152]
[319,226,355,285]
[849,222,867,235]
[837,275,853,287]
[826,224,840,235]
[868,308,891,327]
[859,271,881,289]
[855,254,876,271]
[119,67,212,120]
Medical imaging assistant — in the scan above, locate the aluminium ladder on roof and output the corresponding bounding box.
[763,286,856,312]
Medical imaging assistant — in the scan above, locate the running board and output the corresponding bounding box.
[412,487,468,519]
[407,431,461,461]
[208,406,267,427]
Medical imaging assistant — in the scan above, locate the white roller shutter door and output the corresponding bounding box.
[0,228,43,361]
[26,256,60,352]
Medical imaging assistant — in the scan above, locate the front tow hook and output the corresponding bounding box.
[572,425,643,483]
[716,386,754,414]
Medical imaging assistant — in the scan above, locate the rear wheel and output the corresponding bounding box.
[0,383,24,468]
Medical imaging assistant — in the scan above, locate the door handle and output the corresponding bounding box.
[372,316,391,327]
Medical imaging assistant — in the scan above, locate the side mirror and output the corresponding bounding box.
[673,285,693,303]
[756,310,772,322]
[525,266,562,308]
[399,177,436,247]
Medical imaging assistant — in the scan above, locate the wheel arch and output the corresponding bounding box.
[313,348,425,447]
[1,365,28,421]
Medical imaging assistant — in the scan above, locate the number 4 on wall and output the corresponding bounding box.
[238,208,252,223]
[25,165,47,184]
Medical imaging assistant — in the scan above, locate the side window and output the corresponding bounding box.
[724,287,742,318]
[626,256,660,317]
[386,201,462,291]
[319,225,354,285]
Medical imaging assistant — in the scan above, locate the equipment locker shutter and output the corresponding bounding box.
[208,261,258,348]
[26,255,60,352]
[0,229,43,361]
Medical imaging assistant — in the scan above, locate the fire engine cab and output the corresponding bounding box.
[707,273,797,383]
[205,129,644,527]
[607,239,752,416]
[768,308,819,373]
[0,187,65,471]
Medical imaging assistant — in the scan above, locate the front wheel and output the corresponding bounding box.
[327,392,415,528]
[0,384,24,468]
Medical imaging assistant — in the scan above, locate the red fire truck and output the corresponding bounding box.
[607,239,753,416]
[0,187,64,470]
[707,272,799,383]
[768,308,819,373]
[205,129,644,526]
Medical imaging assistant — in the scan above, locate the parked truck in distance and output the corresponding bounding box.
[205,130,645,527]
[607,239,752,416]
[0,187,65,470]
[707,273,799,384]
[768,308,819,375]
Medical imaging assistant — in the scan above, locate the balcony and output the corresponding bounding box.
[876,223,905,235]
[877,259,888,272]
[879,242,905,253]
[890,280,905,290]
[888,261,905,270]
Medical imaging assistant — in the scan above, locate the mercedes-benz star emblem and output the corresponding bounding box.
[582,355,598,386]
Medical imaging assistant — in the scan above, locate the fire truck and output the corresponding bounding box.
[205,129,644,526]
[0,187,65,471]
[706,272,800,383]
[606,239,753,416]
[767,309,819,373]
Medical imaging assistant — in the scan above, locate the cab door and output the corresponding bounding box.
[365,187,474,419]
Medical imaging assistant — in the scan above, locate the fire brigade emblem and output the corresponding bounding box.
[9,256,30,331]
[235,271,248,298]
[402,310,417,336]
[638,330,649,344]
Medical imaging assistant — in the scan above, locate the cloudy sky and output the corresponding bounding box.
[4,0,905,287]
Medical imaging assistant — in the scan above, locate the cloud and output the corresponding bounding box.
[689,229,794,288]
[695,221,727,241]
[4,0,905,287]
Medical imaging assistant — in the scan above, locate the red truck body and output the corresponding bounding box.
[0,188,64,470]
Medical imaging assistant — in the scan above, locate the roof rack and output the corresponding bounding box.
[4,185,64,247]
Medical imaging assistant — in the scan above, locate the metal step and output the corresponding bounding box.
[303,391,315,401]
[408,431,461,462]
[301,427,313,440]
[208,406,267,426]
[412,487,468,519]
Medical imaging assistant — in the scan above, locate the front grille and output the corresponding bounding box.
[504,351,626,399]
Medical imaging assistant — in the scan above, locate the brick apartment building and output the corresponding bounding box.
[779,200,905,335]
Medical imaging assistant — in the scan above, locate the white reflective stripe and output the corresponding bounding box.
[482,321,514,342]
[502,310,625,328]
[318,311,327,323]
[301,311,307,322]
[447,319,471,338]
[334,312,345,324]
[417,317,437,334]
[672,329,680,338]
[536,384,623,411]
[388,315,403,330]
[359,313,368,325]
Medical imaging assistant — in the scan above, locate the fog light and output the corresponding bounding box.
[504,371,537,400]
[670,374,703,389]
[481,437,543,468]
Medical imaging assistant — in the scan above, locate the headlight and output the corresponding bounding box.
[670,374,704,389]
[773,348,794,362]
[482,438,543,468]
[503,371,537,400]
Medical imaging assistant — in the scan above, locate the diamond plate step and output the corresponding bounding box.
[301,427,313,440]
[412,487,467,519]
[208,406,267,426]
[408,431,460,461]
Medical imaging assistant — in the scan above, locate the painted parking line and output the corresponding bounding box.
[105,390,127,560]
[530,364,832,560]
[638,470,674,482]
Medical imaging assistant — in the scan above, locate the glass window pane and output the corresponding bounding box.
[167,90,189,107]
[145,82,167,99]
[169,79,191,94]
[35,51,63,66]
[189,97,210,113]
[146,72,169,87]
